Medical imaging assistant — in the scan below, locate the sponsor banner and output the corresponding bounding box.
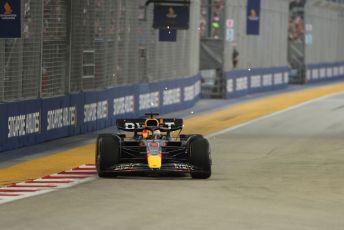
[246,0,261,35]
[0,0,21,38]
[81,90,111,133]
[312,69,319,80]
[306,70,311,80]
[283,72,289,84]
[113,95,135,116]
[153,5,190,29]
[7,112,40,138]
[41,96,74,141]
[225,66,289,99]
[0,74,201,152]
[236,77,248,91]
[159,76,200,114]
[139,91,160,111]
[226,79,234,93]
[262,74,273,87]
[2,99,41,151]
[137,81,162,114]
[250,75,261,88]
[163,88,181,106]
[274,73,283,85]
[334,67,339,76]
[306,62,344,83]
[326,68,333,78]
[320,68,326,78]
[225,69,247,98]
[184,85,195,102]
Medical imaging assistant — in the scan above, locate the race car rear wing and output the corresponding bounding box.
[116,118,183,132]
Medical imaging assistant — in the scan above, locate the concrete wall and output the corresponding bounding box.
[305,0,344,64]
[224,0,289,72]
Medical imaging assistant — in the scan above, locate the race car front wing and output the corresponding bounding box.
[103,163,205,175]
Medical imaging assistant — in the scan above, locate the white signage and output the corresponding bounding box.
[263,74,272,86]
[139,92,160,110]
[327,68,332,78]
[283,72,289,84]
[47,106,76,131]
[194,81,201,96]
[227,79,234,93]
[250,75,261,88]
[184,85,194,102]
[163,88,181,106]
[334,67,339,77]
[274,73,283,85]
[8,112,40,138]
[113,95,135,115]
[236,77,248,91]
[320,68,326,78]
[312,69,319,79]
[84,100,108,122]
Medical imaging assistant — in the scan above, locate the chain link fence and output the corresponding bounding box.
[0,0,42,101]
[0,0,199,102]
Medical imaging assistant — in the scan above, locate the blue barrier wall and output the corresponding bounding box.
[2,62,344,153]
[306,62,344,84]
[225,66,290,99]
[0,74,201,152]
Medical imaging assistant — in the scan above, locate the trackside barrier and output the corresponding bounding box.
[2,62,344,153]
[0,74,201,152]
[225,66,290,99]
[306,62,344,83]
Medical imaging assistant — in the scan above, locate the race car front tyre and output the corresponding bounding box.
[96,134,120,177]
[188,136,212,179]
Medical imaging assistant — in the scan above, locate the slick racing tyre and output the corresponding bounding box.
[180,134,202,141]
[188,135,212,179]
[96,134,120,177]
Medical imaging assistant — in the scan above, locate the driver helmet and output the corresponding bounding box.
[153,129,161,138]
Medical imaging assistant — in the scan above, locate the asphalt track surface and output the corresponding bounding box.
[1,93,344,229]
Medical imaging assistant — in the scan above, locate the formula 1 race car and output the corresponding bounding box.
[95,113,211,179]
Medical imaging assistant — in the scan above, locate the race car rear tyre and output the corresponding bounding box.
[188,135,211,179]
[180,134,202,141]
[96,134,120,177]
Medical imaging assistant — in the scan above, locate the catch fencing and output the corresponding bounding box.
[0,0,200,102]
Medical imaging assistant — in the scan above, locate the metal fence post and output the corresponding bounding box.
[39,0,44,98]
